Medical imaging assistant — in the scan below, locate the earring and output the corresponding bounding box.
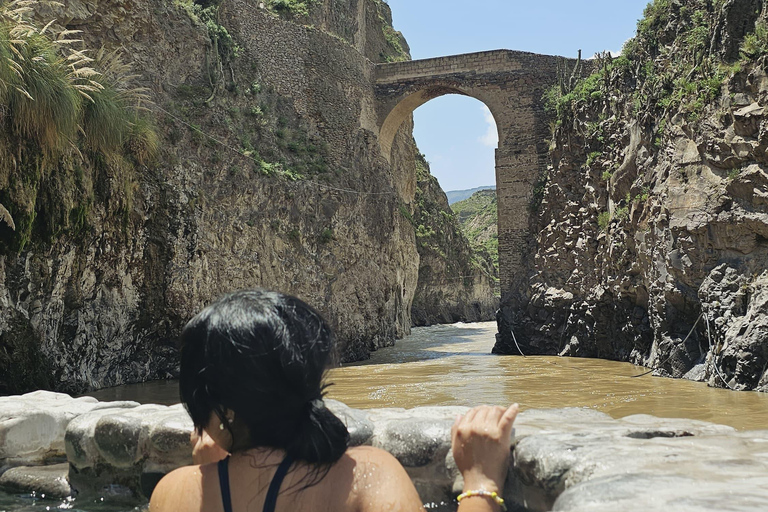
[219,423,225,430]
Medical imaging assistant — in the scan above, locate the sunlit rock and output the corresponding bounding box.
[0,391,137,466]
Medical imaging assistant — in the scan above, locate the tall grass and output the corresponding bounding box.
[82,48,151,155]
[0,0,158,251]
[6,29,82,151]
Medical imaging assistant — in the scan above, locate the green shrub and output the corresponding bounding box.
[586,151,602,167]
[319,228,334,244]
[0,3,157,252]
[741,20,768,59]
[126,115,159,166]
[615,205,630,222]
[398,204,415,225]
[598,211,611,231]
[269,0,317,17]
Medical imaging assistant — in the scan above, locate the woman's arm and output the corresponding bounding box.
[452,404,519,512]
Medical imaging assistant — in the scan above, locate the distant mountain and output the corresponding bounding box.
[451,189,498,273]
[445,186,496,205]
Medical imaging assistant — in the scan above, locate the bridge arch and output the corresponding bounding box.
[374,50,576,304]
[378,85,502,163]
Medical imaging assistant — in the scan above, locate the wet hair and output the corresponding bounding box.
[179,289,349,466]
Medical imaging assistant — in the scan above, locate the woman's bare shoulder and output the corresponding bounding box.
[345,445,401,463]
[339,446,425,512]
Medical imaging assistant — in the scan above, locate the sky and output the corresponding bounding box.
[384,0,651,192]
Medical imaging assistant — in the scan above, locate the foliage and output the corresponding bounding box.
[0,2,157,252]
[411,154,496,283]
[268,0,318,18]
[529,175,548,213]
[319,227,334,244]
[451,189,499,271]
[175,0,241,59]
[546,0,742,154]
[741,20,768,59]
[374,0,408,63]
[382,25,408,63]
[597,211,611,231]
[398,203,414,225]
[614,204,630,222]
[585,151,602,167]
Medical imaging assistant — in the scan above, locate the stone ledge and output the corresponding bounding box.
[0,393,767,511]
[0,391,139,466]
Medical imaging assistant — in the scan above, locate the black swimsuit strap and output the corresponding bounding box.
[218,457,233,512]
[217,454,295,512]
[263,454,294,512]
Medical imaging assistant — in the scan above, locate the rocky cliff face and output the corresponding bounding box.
[496,0,768,392]
[0,0,494,394]
[410,155,498,326]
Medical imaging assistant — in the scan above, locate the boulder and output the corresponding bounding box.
[0,390,137,466]
[546,430,768,512]
[65,403,193,498]
[0,463,71,498]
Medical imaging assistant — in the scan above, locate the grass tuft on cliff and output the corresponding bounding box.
[0,1,157,252]
[268,0,319,18]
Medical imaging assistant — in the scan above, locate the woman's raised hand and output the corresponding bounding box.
[451,404,519,495]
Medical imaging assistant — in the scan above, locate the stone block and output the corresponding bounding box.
[510,416,765,512]
[326,399,375,446]
[376,418,453,467]
[0,391,137,466]
[0,463,72,498]
[94,415,142,467]
[65,403,193,498]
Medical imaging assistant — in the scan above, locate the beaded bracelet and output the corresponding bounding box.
[457,490,507,511]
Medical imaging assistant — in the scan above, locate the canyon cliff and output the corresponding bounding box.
[0,0,494,393]
[496,0,768,392]
[410,155,498,326]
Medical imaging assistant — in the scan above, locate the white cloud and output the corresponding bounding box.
[479,105,498,148]
[587,48,623,60]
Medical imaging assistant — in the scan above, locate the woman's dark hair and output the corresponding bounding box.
[179,289,349,466]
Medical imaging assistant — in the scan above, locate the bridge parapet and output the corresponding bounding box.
[375,50,572,84]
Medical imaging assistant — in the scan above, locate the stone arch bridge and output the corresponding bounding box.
[374,50,577,303]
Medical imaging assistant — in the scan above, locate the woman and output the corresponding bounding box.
[150,289,518,512]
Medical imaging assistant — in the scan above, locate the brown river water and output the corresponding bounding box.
[3,323,764,512]
[88,321,768,431]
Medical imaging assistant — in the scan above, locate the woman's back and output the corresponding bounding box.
[150,446,424,512]
[150,289,518,512]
